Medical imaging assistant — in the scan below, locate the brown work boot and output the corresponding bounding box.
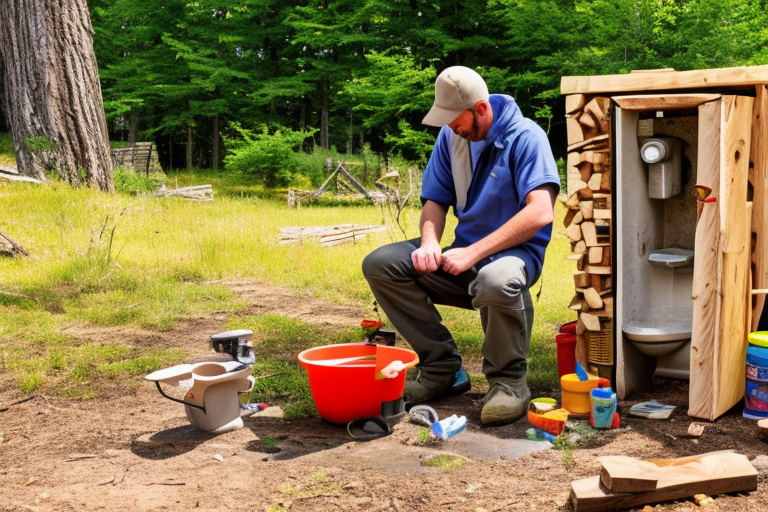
[404,369,470,406]
[480,377,531,426]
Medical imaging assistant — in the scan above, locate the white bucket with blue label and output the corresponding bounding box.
[744,332,768,419]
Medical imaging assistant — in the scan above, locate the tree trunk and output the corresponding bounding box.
[320,79,329,150]
[212,114,220,171]
[186,124,194,170]
[128,110,137,144]
[0,0,114,191]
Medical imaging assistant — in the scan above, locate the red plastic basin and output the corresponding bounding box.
[298,343,418,424]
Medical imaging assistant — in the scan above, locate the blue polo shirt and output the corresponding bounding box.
[421,94,560,284]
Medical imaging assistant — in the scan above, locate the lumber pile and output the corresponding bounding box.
[570,450,758,512]
[111,141,162,174]
[288,163,396,206]
[564,94,614,372]
[155,184,213,201]
[278,224,387,247]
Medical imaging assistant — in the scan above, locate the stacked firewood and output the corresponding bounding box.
[563,95,614,366]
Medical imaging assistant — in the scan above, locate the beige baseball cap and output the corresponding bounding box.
[422,66,489,127]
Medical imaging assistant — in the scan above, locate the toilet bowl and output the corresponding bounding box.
[623,321,691,379]
[146,360,255,433]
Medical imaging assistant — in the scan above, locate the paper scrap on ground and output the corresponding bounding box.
[629,401,676,419]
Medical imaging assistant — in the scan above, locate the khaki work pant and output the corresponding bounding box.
[362,238,533,379]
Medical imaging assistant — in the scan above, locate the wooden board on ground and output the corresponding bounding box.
[155,184,213,201]
[571,451,757,512]
[278,224,387,246]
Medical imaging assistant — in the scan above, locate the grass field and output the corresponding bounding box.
[0,168,574,417]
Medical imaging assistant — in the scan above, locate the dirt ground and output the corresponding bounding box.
[1,280,768,512]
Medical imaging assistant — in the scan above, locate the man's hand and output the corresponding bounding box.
[411,239,442,273]
[441,247,477,275]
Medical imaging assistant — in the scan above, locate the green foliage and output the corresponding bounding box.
[224,124,318,187]
[0,132,14,160]
[113,167,166,195]
[91,0,768,171]
[420,454,465,469]
[25,136,57,153]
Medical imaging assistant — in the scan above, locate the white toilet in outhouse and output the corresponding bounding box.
[617,121,697,382]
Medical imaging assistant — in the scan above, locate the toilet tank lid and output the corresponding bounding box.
[648,248,694,268]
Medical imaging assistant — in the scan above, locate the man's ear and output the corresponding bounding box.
[474,100,491,117]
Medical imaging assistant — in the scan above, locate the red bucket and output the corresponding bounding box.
[298,343,418,424]
[556,333,577,378]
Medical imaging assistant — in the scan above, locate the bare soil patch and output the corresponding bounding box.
[1,280,767,511]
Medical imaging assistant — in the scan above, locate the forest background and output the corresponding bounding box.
[3,0,767,188]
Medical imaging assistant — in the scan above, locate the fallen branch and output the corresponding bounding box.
[0,230,30,257]
[64,454,98,462]
[0,165,44,183]
[0,396,35,413]
[155,184,214,201]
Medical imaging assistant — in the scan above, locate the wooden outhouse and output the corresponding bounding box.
[560,65,768,420]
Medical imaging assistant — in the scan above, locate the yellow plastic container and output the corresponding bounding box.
[560,373,603,415]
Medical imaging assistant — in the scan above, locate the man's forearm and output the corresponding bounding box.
[419,200,448,245]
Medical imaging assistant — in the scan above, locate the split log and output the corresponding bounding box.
[566,94,586,115]
[567,117,585,145]
[588,247,603,265]
[580,312,601,332]
[593,209,611,220]
[566,222,582,242]
[578,161,593,182]
[580,200,594,220]
[583,288,603,310]
[0,230,29,256]
[581,222,597,246]
[587,173,602,191]
[568,134,609,153]
[570,451,758,512]
[574,271,588,288]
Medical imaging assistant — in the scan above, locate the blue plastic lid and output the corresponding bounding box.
[591,388,614,399]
